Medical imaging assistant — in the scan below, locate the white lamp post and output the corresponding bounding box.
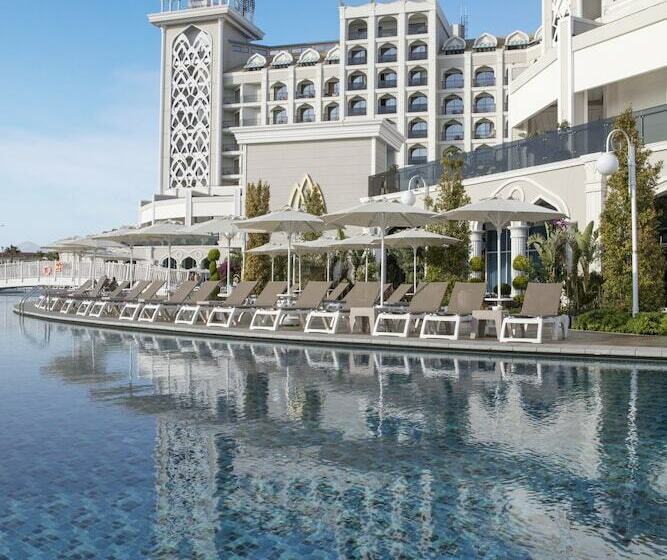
[596,129,638,317]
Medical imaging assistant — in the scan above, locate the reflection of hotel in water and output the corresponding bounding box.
[34,323,667,557]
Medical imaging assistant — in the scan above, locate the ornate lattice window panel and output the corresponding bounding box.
[551,0,570,42]
[169,26,211,190]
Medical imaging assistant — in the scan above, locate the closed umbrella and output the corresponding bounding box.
[438,197,566,305]
[375,229,460,291]
[189,217,239,294]
[323,201,438,305]
[235,207,326,296]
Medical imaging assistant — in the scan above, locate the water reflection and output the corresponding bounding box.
[9,306,667,559]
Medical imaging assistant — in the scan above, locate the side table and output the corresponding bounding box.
[471,309,508,340]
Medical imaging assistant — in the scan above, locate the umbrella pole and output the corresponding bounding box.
[326,253,330,283]
[298,255,302,292]
[380,226,386,306]
[168,241,172,292]
[287,234,292,297]
[271,256,275,281]
[130,245,134,285]
[413,246,418,293]
[227,237,232,293]
[497,224,502,308]
[365,252,369,282]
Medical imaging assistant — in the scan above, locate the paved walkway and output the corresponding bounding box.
[14,303,667,361]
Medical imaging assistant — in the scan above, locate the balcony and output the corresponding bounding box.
[348,81,367,91]
[222,143,239,152]
[408,51,428,61]
[272,92,288,101]
[348,56,367,66]
[323,114,340,122]
[160,0,254,21]
[348,31,368,40]
[243,95,260,103]
[442,78,464,89]
[408,77,428,87]
[377,53,397,63]
[378,28,397,38]
[408,103,428,113]
[443,106,464,115]
[377,79,397,89]
[224,95,240,104]
[408,129,428,139]
[272,116,288,125]
[223,120,239,128]
[475,131,496,140]
[443,132,464,141]
[474,77,496,87]
[323,89,340,97]
[378,105,397,114]
[408,24,428,35]
[409,156,428,165]
[222,167,240,176]
[348,107,367,116]
[296,91,316,99]
[296,115,316,123]
[474,104,496,114]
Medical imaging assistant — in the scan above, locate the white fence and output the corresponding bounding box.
[0,260,188,290]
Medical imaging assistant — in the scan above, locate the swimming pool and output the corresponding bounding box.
[1,293,666,559]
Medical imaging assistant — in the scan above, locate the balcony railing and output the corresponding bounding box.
[296,91,316,99]
[409,156,428,165]
[474,130,496,139]
[297,115,316,123]
[272,116,288,125]
[377,53,398,63]
[442,132,464,142]
[443,106,464,115]
[348,30,368,40]
[222,144,239,152]
[408,24,428,35]
[324,89,340,97]
[272,92,288,101]
[474,77,496,87]
[442,78,464,89]
[348,107,367,116]
[348,81,367,91]
[378,105,397,114]
[378,28,397,38]
[408,77,428,87]
[160,0,255,21]
[474,104,496,114]
[368,103,667,198]
[348,56,367,65]
[408,129,428,139]
[222,167,240,176]
[408,51,428,61]
[378,79,397,89]
[408,103,428,113]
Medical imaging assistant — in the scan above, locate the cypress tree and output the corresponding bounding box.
[599,109,665,311]
[244,180,271,284]
[425,152,471,282]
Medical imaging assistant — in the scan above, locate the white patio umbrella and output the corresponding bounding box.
[375,229,460,291]
[323,201,438,305]
[327,232,381,282]
[235,208,326,296]
[438,197,567,305]
[189,217,239,293]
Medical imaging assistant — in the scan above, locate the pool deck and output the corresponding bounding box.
[15,303,667,361]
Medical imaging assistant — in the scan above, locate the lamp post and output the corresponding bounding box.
[596,129,638,317]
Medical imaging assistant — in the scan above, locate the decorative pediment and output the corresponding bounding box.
[297,48,320,65]
[244,53,266,70]
[534,26,543,42]
[271,50,294,67]
[506,30,529,47]
[288,174,327,212]
[443,36,466,52]
[325,46,340,62]
[473,33,498,50]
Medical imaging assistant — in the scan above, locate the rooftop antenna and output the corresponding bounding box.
[460,0,469,39]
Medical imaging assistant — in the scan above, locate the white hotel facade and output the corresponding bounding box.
[143,0,667,288]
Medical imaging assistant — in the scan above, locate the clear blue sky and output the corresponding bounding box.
[0,0,540,249]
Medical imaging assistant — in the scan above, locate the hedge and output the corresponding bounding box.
[573,309,667,336]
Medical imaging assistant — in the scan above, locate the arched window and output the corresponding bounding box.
[408,118,428,138]
[474,67,495,87]
[378,69,397,88]
[409,67,427,87]
[474,144,495,165]
[296,80,315,99]
[324,78,339,97]
[443,95,463,115]
[474,93,495,113]
[378,16,397,38]
[378,95,397,114]
[181,257,197,270]
[408,92,428,113]
[272,82,288,101]
[505,30,529,50]
[443,121,464,141]
[348,97,367,116]
[325,103,339,122]
[297,104,315,123]
[161,257,177,269]
[348,19,368,40]
[348,71,367,91]
[443,69,464,89]
[443,36,466,54]
[474,119,495,139]
[473,33,498,51]
[408,41,428,61]
[409,145,428,165]
[378,44,397,63]
[348,46,367,65]
[272,107,287,125]
[408,13,428,35]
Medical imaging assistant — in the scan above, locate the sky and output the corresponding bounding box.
[0,0,540,249]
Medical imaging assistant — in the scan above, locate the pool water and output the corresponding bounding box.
[1,293,667,559]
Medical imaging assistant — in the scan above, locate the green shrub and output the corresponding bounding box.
[573,309,667,335]
[512,255,531,273]
[470,256,485,273]
[208,249,221,281]
[512,275,529,291]
[469,277,484,283]
[493,283,511,297]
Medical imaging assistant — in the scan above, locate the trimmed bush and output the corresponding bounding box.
[470,256,485,273]
[494,283,511,297]
[573,309,667,335]
[208,249,221,281]
[512,275,529,291]
[512,255,531,274]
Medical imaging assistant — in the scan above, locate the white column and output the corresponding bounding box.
[509,221,529,295]
[463,50,473,152]
[158,27,167,193]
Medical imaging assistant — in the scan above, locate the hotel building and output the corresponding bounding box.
[143,0,667,289]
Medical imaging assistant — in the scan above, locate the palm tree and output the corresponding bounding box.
[527,223,567,282]
[571,222,599,294]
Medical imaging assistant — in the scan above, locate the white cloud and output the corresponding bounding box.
[0,69,159,248]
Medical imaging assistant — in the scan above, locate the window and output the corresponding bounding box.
[272,82,288,101]
[348,47,367,65]
[443,95,463,115]
[474,120,495,139]
[161,257,177,269]
[409,145,428,165]
[443,121,464,141]
[378,95,397,114]
[408,119,427,138]
[348,97,367,116]
[443,69,464,89]
[408,41,428,61]
[348,19,368,40]
[324,78,339,97]
[378,16,397,38]
[378,69,397,88]
[348,71,367,91]
[296,80,315,99]
[272,107,287,124]
[474,94,495,113]
[297,105,315,123]
[408,13,428,35]
[378,44,398,63]
[325,103,339,121]
[474,67,495,87]
[409,67,427,86]
[408,93,428,113]
[181,257,197,270]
